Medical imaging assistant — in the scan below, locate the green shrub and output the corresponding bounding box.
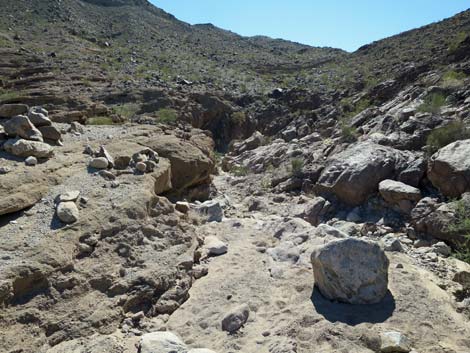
[418,92,447,114]
[113,103,140,119]
[0,89,21,101]
[156,108,178,123]
[441,70,467,88]
[448,32,468,53]
[426,121,470,154]
[291,158,304,177]
[448,200,470,263]
[87,116,115,125]
[340,119,359,142]
[231,111,247,125]
[232,165,249,177]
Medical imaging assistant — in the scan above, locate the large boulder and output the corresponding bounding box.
[3,138,54,158]
[3,138,53,158]
[139,332,187,353]
[315,142,423,205]
[311,238,389,304]
[0,104,28,118]
[140,134,215,191]
[379,179,421,213]
[428,139,470,197]
[4,115,43,141]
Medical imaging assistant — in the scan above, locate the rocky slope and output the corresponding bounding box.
[1,1,470,353]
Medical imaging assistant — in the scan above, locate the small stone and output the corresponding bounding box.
[58,191,80,203]
[25,156,38,166]
[380,331,411,352]
[432,242,451,257]
[222,304,250,333]
[89,157,109,169]
[175,201,190,214]
[56,201,79,224]
[136,161,147,173]
[0,167,11,174]
[381,235,404,252]
[97,145,114,168]
[204,236,228,256]
[99,170,116,180]
[396,263,404,269]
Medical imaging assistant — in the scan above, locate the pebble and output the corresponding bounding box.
[25,156,38,166]
[222,304,250,333]
[89,157,109,169]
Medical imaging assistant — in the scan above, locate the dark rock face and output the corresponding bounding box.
[81,0,149,6]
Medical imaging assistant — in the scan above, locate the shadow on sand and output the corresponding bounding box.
[311,287,395,326]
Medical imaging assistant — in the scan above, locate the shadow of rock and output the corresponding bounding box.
[311,286,395,326]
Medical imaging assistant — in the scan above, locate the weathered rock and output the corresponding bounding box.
[4,115,43,141]
[0,104,28,118]
[58,191,80,203]
[97,145,115,168]
[56,201,79,224]
[379,179,421,213]
[139,332,187,353]
[222,304,250,333]
[381,234,404,252]
[188,349,217,353]
[195,200,223,222]
[46,335,123,353]
[203,236,228,256]
[301,196,332,226]
[380,331,412,353]
[89,157,109,169]
[69,121,84,134]
[28,107,52,127]
[25,156,38,166]
[38,125,61,141]
[311,238,389,304]
[136,161,147,172]
[3,138,54,158]
[428,139,470,197]
[432,242,452,256]
[316,142,421,205]
[175,201,190,213]
[230,131,265,155]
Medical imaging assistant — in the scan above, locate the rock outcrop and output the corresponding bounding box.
[311,238,389,304]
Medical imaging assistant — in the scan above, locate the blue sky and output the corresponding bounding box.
[151,0,469,52]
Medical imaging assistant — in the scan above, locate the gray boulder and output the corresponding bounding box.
[38,126,61,142]
[195,200,223,222]
[56,202,79,224]
[89,157,109,169]
[139,332,187,353]
[4,115,43,141]
[379,179,421,213]
[3,138,54,158]
[380,331,411,353]
[428,139,470,197]
[0,104,28,118]
[316,142,423,206]
[28,107,52,127]
[311,238,389,304]
[222,304,250,333]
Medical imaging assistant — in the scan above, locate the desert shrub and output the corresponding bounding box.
[113,103,140,119]
[87,116,115,125]
[231,111,247,125]
[291,158,304,177]
[0,89,21,101]
[156,108,178,123]
[339,119,359,142]
[232,165,249,177]
[448,199,470,263]
[448,32,468,53]
[426,121,470,154]
[441,70,467,88]
[341,97,371,118]
[418,92,447,114]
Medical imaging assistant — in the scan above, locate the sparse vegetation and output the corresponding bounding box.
[291,158,304,177]
[0,89,22,101]
[113,103,140,120]
[418,92,447,114]
[448,31,468,53]
[232,165,249,177]
[448,199,470,263]
[441,69,467,88]
[87,116,115,125]
[339,119,359,142]
[156,108,178,123]
[426,121,470,154]
[231,111,247,125]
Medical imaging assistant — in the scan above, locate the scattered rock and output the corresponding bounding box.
[0,104,28,118]
[89,157,109,169]
[203,236,228,256]
[432,242,451,257]
[3,138,54,158]
[188,349,217,353]
[195,200,223,222]
[139,332,187,353]
[136,161,147,172]
[97,145,114,168]
[38,125,61,142]
[28,107,52,127]
[380,331,412,353]
[25,156,38,166]
[175,201,190,213]
[428,139,470,197]
[222,304,250,333]
[56,201,80,224]
[311,238,389,304]
[58,191,80,203]
[379,179,421,213]
[4,115,43,142]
